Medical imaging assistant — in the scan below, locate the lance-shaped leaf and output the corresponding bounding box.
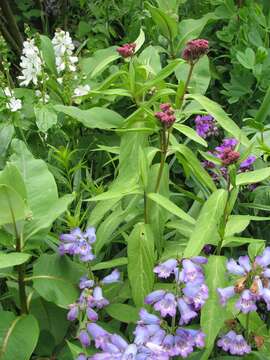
[184,189,228,257]
[236,168,270,186]
[0,252,31,269]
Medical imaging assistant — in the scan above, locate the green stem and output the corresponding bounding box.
[154,125,169,193]
[144,191,149,224]
[179,62,195,108]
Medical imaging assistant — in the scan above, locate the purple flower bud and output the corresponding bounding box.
[155,104,176,128]
[177,298,197,325]
[101,269,120,284]
[194,115,218,139]
[92,286,109,309]
[153,259,178,278]
[67,304,79,321]
[217,286,235,306]
[154,293,177,317]
[79,276,95,289]
[235,290,257,313]
[145,290,166,305]
[117,43,136,58]
[86,307,98,321]
[182,39,209,62]
[139,309,161,325]
[255,247,270,267]
[110,334,128,351]
[226,259,245,276]
[190,256,208,264]
[79,330,91,347]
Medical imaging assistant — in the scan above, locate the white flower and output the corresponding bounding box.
[35,90,50,103]
[6,97,22,112]
[73,84,90,97]
[18,39,43,86]
[52,29,78,74]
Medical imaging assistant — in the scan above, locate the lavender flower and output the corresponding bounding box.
[67,303,79,321]
[227,259,246,276]
[195,115,218,138]
[154,293,177,317]
[217,286,235,306]
[183,282,208,310]
[182,259,204,283]
[139,309,161,325]
[145,290,166,304]
[240,155,256,171]
[177,298,197,325]
[217,331,251,355]
[79,330,91,347]
[90,286,109,309]
[255,247,270,267]
[235,290,257,313]
[101,269,120,284]
[154,259,177,278]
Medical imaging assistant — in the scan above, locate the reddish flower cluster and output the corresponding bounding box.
[182,39,209,62]
[117,43,136,58]
[155,103,176,128]
[215,139,240,166]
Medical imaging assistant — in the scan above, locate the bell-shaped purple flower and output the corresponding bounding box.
[226,259,245,276]
[122,344,138,359]
[255,247,270,267]
[84,227,96,243]
[187,329,205,348]
[174,329,194,358]
[139,309,161,325]
[177,298,197,325]
[217,330,237,352]
[230,334,251,355]
[240,155,256,169]
[101,269,120,284]
[145,290,166,305]
[217,286,235,306]
[79,276,95,289]
[91,286,109,309]
[86,307,98,321]
[79,330,91,347]
[182,259,204,283]
[183,283,208,310]
[67,304,79,321]
[154,259,178,278]
[235,290,257,313]
[87,323,109,350]
[154,293,177,317]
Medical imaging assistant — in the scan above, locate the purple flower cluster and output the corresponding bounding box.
[217,331,251,355]
[195,115,218,139]
[67,270,120,348]
[217,248,270,314]
[117,43,136,58]
[155,103,176,128]
[215,138,240,166]
[59,227,96,262]
[182,39,209,63]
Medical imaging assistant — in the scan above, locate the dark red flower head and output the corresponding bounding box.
[182,39,209,63]
[219,148,240,166]
[117,43,136,58]
[155,103,176,128]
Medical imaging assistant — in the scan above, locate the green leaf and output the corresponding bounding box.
[0,124,14,167]
[0,312,39,360]
[146,2,178,40]
[34,104,58,133]
[187,94,250,146]
[32,254,84,308]
[91,257,128,271]
[222,236,265,248]
[128,223,155,307]
[106,304,139,323]
[0,253,31,269]
[248,242,265,261]
[201,256,230,354]
[40,35,57,75]
[10,140,73,241]
[173,123,207,147]
[54,105,124,129]
[236,48,255,70]
[184,190,228,257]
[0,185,28,226]
[254,85,270,124]
[224,215,250,237]
[0,163,27,201]
[175,56,210,95]
[236,168,270,186]
[147,192,195,224]
[138,45,161,75]
[134,28,145,53]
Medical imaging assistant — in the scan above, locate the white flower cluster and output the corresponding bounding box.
[4,88,22,112]
[73,84,90,97]
[18,39,43,86]
[52,29,78,74]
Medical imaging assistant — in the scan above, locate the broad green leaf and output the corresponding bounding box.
[91,257,128,271]
[0,312,39,360]
[88,198,120,228]
[34,104,57,133]
[173,123,207,147]
[10,140,73,241]
[54,105,124,129]
[0,185,28,226]
[201,256,230,354]
[0,124,14,167]
[236,48,255,69]
[236,168,270,186]
[147,192,195,224]
[187,94,249,146]
[0,253,30,269]
[32,254,84,308]
[128,223,155,307]
[224,215,250,237]
[184,190,228,257]
[248,242,265,260]
[175,56,210,95]
[138,45,161,75]
[40,35,57,75]
[166,220,194,238]
[106,304,139,323]
[146,2,178,40]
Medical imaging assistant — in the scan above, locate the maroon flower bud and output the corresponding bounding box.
[182,39,209,62]
[117,43,136,58]
[155,103,176,128]
[220,148,240,166]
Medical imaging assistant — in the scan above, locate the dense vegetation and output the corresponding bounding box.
[1,0,270,359]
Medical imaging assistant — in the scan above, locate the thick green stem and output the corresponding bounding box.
[154,126,169,193]
[179,63,195,109]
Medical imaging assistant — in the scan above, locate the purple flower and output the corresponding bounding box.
[84,227,96,243]
[238,255,251,272]
[67,304,79,321]
[255,247,270,267]
[186,329,205,348]
[86,307,98,321]
[236,290,257,313]
[155,104,176,128]
[90,286,109,309]
[79,276,95,289]
[217,330,237,352]
[134,324,160,346]
[122,344,138,359]
[101,269,120,284]
[79,330,91,347]
[195,115,218,139]
[262,288,270,310]
[154,293,177,317]
[218,331,251,355]
[87,323,109,350]
[139,309,161,325]
[145,290,166,304]
[240,155,256,169]
[182,259,204,283]
[183,283,209,309]
[217,286,235,306]
[76,354,87,360]
[117,43,136,58]
[226,259,245,276]
[154,259,178,278]
[174,329,194,357]
[182,39,209,62]
[177,298,197,325]
[216,138,238,151]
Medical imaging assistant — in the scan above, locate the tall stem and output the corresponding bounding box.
[154,125,169,193]
[217,175,231,255]
[179,63,195,108]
